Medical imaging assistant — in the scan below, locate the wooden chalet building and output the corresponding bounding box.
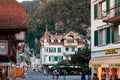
[0,0,27,79]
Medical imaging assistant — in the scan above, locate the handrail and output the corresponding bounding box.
[102,4,120,13]
[101,4,120,20]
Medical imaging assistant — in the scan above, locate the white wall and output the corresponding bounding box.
[91,0,120,57]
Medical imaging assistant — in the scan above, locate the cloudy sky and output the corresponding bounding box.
[16,0,33,2]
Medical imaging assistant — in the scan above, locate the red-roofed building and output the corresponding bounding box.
[40,30,85,74]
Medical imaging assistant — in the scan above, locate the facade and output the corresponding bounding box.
[40,29,85,73]
[90,0,120,80]
[0,0,27,79]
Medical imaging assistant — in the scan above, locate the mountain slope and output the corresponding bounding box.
[22,0,91,50]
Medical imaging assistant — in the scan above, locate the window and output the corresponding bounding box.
[115,0,120,15]
[55,56,58,61]
[54,39,58,43]
[49,47,56,53]
[94,27,111,46]
[94,0,106,19]
[99,28,106,46]
[49,56,58,62]
[113,25,120,42]
[72,47,75,52]
[45,47,49,52]
[58,47,61,53]
[67,39,74,43]
[58,56,63,61]
[78,48,81,53]
[66,47,69,51]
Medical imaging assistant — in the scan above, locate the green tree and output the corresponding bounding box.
[70,43,91,74]
[58,60,70,66]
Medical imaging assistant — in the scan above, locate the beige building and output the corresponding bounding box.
[90,0,120,80]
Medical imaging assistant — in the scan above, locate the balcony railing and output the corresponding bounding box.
[102,4,120,23]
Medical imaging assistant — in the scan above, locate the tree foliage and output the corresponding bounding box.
[70,44,91,74]
[58,60,70,66]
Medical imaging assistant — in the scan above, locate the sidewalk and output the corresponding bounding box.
[9,76,27,80]
[9,77,26,80]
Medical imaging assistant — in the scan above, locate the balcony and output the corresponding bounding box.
[102,4,120,24]
[63,52,75,56]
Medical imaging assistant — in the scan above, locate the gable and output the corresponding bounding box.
[63,31,78,40]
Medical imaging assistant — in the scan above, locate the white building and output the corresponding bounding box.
[40,29,85,73]
[90,0,120,80]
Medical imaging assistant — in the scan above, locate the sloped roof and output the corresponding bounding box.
[0,0,27,30]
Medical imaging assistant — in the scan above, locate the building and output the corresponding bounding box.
[40,29,85,73]
[90,0,120,80]
[0,0,27,79]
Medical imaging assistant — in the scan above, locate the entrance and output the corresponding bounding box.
[94,68,120,80]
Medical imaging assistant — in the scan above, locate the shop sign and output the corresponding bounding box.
[109,64,120,67]
[0,41,8,54]
[104,49,118,55]
[92,64,101,67]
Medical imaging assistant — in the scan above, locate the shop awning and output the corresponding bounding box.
[50,65,72,69]
[51,65,62,69]
[89,56,120,68]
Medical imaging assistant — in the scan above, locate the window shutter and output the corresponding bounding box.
[61,56,63,60]
[94,4,98,19]
[54,48,56,53]
[112,27,114,43]
[94,30,98,46]
[49,57,51,61]
[106,0,110,11]
[55,56,58,61]
[78,48,81,53]
[106,27,111,44]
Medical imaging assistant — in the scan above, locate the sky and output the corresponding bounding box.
[16,0,33,2]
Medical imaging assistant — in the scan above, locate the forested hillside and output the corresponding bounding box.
[22,0,90,54]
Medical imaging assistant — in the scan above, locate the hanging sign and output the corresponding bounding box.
[0,41,8,54]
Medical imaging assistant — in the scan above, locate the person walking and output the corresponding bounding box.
[80,71,86,80]
[52,70,56,80]
[56,70,60,80]
[93,73,99,80]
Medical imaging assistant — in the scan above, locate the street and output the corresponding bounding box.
[23,70,87,80]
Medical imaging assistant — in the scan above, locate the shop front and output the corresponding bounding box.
[89,56,120,80]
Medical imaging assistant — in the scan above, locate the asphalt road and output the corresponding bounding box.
[16,70,91,80]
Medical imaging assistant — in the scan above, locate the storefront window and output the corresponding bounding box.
[101,68,118,80]
[101,68,106,80]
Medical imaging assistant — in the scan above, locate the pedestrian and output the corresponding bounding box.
[93,73,99,80]
[56,70,60,80]
[52,70,56,80]
[79,71,86,80]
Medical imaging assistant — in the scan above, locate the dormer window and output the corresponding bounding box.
[54,39,58,43]
[67,39,74,43]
